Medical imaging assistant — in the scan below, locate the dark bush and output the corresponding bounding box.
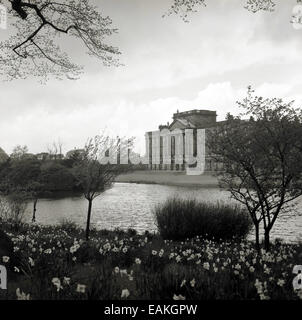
[154,198,252,241]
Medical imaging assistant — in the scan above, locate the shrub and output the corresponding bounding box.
[59,218,81,234]
[154,198,252,241]
[0,192,28,230]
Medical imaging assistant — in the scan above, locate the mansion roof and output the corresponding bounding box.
[155,109,217,132]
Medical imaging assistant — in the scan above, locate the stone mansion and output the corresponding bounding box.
[145,109,222,175]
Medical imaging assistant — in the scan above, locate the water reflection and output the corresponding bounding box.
[22,183,302,243]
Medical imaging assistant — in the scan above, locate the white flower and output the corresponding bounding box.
[277,279,285,287]
[70,244,80,254]
[63,277,71,285]
[152,250,157,256]
[169,253,175,260]
[122,247,128,254]
[176,255,182,263]
[52,278,63,292]
[28,257,35,267]
[2,256,9,263]
[120,269,128,276]
[135,258,141,265]
[180,280,186,288]
[203,262,210,270]
[173,294,186,300]
[103,243,111,250]
[190,279,196,287]
[249,266,255,273]
[121,289,130,299]
[114,267,120,274]
[296,290,302,300]
[16,288,30,300]
[76,284,86,293]
[234,264,241,270]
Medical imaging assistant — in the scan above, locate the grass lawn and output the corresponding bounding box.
[115,170,219,188]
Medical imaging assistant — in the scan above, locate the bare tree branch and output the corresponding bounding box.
[0,0,120,81]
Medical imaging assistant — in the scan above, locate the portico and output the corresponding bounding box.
[145,109,219,175]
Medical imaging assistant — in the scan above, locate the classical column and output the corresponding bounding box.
[171,128,184,165]
[152,131,161,169]
[184,129,195,166]
[186,129,206,175]
[145,133,151,168]
[160,128,171,169]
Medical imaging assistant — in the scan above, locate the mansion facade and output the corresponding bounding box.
[145,109,222,175]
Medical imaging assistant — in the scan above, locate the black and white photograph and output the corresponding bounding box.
[0,0,302,307]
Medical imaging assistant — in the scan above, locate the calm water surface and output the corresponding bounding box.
[23,183,302,243]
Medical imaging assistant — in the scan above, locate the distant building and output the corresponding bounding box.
[145,109,223,174]
[0,147,8,163]
[51,154,64,160]
[36,152,64,160]
[36,152,50,160]
[23,153,36,160]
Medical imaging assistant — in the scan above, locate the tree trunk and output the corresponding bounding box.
[85,199,93,241]
[32,198,38,223]
[255,222,260,252]
[264,228,270,251]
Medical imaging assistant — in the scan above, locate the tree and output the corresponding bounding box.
[0,158,44,222]
[10,145,29,160]
[0,0,120,80]
[5,190,28,229]
[0,147,9,163]
[208,87,302,250]
[39,161,76,192]
[166,0,294,22]
[72,135,133,240]
[46,139,64,160]
[0,157,79,223]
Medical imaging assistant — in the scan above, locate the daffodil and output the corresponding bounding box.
[121,289,130,299]
[76,284,86,293]
[2,256,9,263]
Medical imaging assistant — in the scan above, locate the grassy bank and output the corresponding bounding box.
[116,170,219,187]
[0,220,301,300]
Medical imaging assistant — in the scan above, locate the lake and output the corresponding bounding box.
[22,183,302,243]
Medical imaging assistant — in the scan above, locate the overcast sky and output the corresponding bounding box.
[1,0,302,155]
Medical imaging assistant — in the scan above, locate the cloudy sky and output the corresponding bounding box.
[1,0,302,155]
